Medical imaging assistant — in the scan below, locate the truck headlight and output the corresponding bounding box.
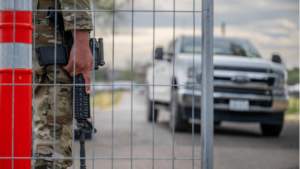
[187,67,201,82]
[188,67,195,79]
[273,72,287,95]
[279,73,285,86]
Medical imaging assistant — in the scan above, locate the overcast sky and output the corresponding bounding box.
[92,0,299,70]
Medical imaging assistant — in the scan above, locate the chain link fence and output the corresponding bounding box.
[0,0,213,168]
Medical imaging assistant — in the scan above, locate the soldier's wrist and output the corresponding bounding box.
[71,30,90,47]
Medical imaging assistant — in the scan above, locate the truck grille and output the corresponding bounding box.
[214,66,272,73]
[214,87,271,96]
[214,77,276,86]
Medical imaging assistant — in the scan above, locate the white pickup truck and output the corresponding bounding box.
[146,36,289,136]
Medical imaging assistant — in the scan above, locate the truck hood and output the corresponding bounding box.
[176,53,285,73]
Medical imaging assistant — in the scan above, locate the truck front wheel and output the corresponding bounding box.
[260,122,283,137]
[147,100,158,122]
[169,89,189,131]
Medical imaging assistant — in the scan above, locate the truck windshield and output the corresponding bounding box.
[181,37,261,58]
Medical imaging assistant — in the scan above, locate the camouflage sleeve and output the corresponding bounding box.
[59,0,93,31]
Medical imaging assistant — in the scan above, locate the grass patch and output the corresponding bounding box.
[90,91,123,108]
[286,97,299,114]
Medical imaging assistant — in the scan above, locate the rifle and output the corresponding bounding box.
[35,6,105,169]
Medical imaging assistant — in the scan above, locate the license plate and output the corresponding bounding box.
[229,99,249,111]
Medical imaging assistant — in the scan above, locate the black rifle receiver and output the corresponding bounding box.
[35,7,105,169]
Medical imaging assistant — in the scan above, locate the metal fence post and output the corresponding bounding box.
[201,0,214,168]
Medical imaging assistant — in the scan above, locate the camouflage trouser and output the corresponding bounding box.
[33,0,73,168]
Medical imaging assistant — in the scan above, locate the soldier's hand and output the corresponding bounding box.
[64,30,93,94]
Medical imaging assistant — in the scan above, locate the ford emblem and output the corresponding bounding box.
[231,76,250,83]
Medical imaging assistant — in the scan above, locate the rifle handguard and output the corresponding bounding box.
[75,74,90,120]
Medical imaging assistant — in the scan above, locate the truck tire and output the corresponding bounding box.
[169,89,188,131]
[147,100,158,122]
[260,122,283,137]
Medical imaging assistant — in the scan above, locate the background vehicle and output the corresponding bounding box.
[146,36,289,136]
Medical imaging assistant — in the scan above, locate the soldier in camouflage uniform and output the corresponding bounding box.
[33,0,93,168]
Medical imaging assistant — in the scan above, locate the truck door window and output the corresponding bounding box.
[166,40,176,60]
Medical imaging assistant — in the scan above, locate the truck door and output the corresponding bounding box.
[154,41,175,103]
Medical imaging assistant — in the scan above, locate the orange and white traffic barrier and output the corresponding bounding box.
[0,1,33,169]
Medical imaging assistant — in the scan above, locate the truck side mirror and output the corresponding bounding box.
[272,54,282,64]
[155,47,163,60]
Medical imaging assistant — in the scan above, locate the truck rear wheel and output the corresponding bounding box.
[169,89,188,131]
[147,100,158,122]
[260,122,283,137]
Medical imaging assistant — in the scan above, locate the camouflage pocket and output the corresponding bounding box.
[35,144,65,163]
[34,124,65,163]
[46,84,73,125]
[34,124,72,164]
[34,124,73,167]
[34,65,73,125]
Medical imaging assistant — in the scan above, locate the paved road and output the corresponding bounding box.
[71,92,299,169]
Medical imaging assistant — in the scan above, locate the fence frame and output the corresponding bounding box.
[201,0,214,168]
[0,0,214,168]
